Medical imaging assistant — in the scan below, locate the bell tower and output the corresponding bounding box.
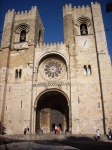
[63,2,112,134]
[1,6,44,50]
[0,6,44,134]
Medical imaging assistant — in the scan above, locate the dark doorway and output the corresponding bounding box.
[36,90,69,133]
[52,124,55,131]
[50,110,64,131]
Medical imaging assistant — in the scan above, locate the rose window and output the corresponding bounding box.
[40,58,66,81]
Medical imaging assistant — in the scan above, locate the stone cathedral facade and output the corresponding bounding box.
[0,2,112,135]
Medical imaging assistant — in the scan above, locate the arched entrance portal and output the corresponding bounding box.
[36,90,69,133]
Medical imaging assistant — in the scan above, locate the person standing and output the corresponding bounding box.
[57,126,61,134]
[24,128,26,134]
[96,129,100,140]
[27,127,29,134]
[108,128,112,140]
[69,126,72,134]
[41,126,43,134]
[55,125,57,134]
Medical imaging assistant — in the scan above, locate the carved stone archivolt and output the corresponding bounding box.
[76,16,91,27]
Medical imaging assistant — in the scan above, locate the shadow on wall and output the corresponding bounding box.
[0,122,6,134]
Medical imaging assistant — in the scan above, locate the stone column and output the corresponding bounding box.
[33,106,37,134]
[68,103,72,132]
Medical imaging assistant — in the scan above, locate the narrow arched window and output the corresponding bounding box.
[80,24,88,35]
[38,30,41,43]
[84,65,87,75]
[88,65,92,75]
[20,30,26,42]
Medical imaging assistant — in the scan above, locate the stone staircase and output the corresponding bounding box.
[0,133,109,142]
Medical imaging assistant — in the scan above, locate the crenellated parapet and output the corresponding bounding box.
[41,42,65,49]
[73,5,90,12]
[15,6,37,17]
[91,1,100,6]
[91,1,101,15]
[2,9,15,48]
[6,9,15,14]
[63,2,99,17]
[5,6,43,30]
[5,9,15,23]
[37,42,67,53]
[14,6,43,28]
[63,3,72,16]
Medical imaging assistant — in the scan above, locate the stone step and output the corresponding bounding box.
[0,133,109,142]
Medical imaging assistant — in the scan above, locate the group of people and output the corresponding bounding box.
[24,127,29,134]
[52,125,61,134]
[96,128,112,140]
[23,126,112,140]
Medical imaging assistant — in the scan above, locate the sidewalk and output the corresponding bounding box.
[0,141,79,150]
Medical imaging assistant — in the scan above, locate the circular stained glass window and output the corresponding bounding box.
[40,58,66,81]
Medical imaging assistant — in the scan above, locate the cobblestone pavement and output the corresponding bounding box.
[0,141,79,150]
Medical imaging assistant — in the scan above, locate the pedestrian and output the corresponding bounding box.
[24,128,26,134]
[57,126,61,134]
[41,126,43,134]
[69,126,72,134]
[55,125,57,134]
[96,129,100,140]
[27,127,29,134]
[108,128,111,140]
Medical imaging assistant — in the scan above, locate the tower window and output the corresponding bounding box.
[15,69,18,78]
[84,65,87,75]
[84,65,92,75]
[15,23,30,43]
[20,30,26,42]
[15,69,22,79]
[38,30,41,43]
[19,69,22,78]
[88,65,92,75]
[80,24,88,35]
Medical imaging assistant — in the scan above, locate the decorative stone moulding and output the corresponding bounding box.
[77,17,91,27]
[15,23,30,34]
[33,81,70,87]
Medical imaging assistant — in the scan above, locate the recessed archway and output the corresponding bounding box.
[35,90,69,133]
